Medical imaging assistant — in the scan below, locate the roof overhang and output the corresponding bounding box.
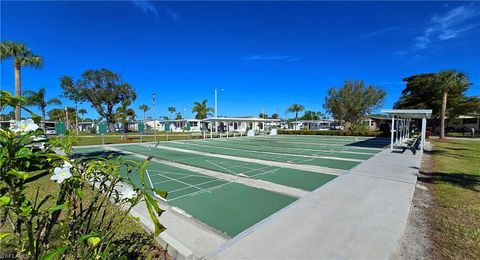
[202,117,280,123]
[381,109,432,119]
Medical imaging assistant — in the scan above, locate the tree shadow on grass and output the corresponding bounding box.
[424,148,477,160]
[418,171,480,192]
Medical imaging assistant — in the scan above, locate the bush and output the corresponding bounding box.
[0,91,166,258]
[277,129,389,137]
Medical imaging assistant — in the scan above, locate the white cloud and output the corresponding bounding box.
[359,26,400,39]
[132,0,158,17]
[244,55,300,62]
[414,4,479,50]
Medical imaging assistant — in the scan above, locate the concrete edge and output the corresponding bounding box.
[205,176,342,259]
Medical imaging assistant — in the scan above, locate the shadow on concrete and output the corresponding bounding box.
[346,137,390,148]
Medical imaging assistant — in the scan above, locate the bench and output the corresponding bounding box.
[400,135,421,155]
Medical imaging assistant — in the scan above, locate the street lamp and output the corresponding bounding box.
[64,107,69,131]
[152,93,156,134]
[214,88,224,132]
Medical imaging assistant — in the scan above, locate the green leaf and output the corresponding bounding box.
[87,236,101,247]
[48,203,68,213]
[15,147,33,158]
[41,245,71,260]
[144,193,166,236]
[7,169,29,180]
[152,188,168,199]
[0,195,11,205]
[139,158,151,186]
[0,233,10,241]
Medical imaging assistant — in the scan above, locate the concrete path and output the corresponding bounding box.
[208,148,421,259]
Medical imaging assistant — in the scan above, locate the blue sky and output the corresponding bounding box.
[1,1,479,119]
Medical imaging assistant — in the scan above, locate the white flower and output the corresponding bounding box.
[50,166,72,183]
[121,188,136,200]
[10,119,39,133]
[63,160,73,168]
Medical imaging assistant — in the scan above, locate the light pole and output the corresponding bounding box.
[152,93,157,141]
[64,107,69,132]
[214,88,224,132]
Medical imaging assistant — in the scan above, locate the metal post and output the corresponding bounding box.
[421,117,427,152]
[214,88,218,133]
[390,116,395,150]
[153,93,157,142]
[65,107,70,132]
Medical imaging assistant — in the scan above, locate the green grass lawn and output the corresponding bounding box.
[0,172,165,258]
[428,139,480,259]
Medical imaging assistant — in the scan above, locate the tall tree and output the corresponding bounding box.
[59,69,136,131]
[270,113,279,119]
[394,71,474,137]
[316,111,327,119]
[299,110,319,120]
[48,107,78,125]
[259,112,268,119]
[192,99,214,119]
[139,105,150,125]
[175,112,182,120]
[287,104,305,130]
[436,70,470,139]
[0,41,43,120]
[115,100,136,140]
[78,108,87,119]
[59,76,83,134]
[324,80,385,130]
[23,88,61,131]
[168,106,176,120]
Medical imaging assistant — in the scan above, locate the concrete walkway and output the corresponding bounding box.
[208,148,421,259]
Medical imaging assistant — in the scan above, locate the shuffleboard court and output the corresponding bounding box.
[114,144,337,191]
[73,147,297,237]
[161,140,374,160]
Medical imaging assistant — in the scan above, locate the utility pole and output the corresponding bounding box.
[152,93,157,141]
[65,107,70,131]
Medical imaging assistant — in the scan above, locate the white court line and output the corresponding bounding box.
[152,175,199,185]
[164,141,365,162]
[205,160,238,175]
[167,178,225,194]
[168,181,233,202]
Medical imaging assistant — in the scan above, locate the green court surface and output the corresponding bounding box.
[72,135,385,238]
[74,147,297,237]
[161,140,373,161]
[115,144,337,191]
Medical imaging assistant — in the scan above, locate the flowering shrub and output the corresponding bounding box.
[0,91,166,258]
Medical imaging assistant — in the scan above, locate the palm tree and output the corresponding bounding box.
[115,100,136,140]
[436,70,470,139]
[0,41,43,120]
[168,106,176,120]
[192,99,214,119]
[139,105,150,125]
[23,88,61,131]
[78,108,87,119]
[287,104,305,130]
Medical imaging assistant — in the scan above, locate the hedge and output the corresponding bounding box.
[277,129,389,137]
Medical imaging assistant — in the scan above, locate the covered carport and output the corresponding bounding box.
[202,117,280,138]
[381,109,432,151]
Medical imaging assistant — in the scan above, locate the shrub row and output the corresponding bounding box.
[277,129,389,137]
